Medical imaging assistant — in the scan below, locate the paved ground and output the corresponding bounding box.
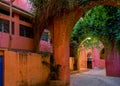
[70,68,120,86]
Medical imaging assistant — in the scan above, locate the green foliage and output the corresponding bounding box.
[29,0,120,52]
[83,37,101,49]
[42,61,61,80]
[71,5,120,53]
[49,64,61,80]
[29,0,96,21]
[29,0,48,10]
[29,0,99,52]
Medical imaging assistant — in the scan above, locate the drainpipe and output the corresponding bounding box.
[8,0,15,50]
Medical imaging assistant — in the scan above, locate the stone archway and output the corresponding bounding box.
[48,0,120,85]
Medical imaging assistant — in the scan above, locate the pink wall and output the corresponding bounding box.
[92,48,100,68]
[40,29,52,53]
[40,40,52,52]
[77,46,105,70]
[105,45,120,77]
[0,10,52,52]
[0,13,34,50]
[4,0,32,12]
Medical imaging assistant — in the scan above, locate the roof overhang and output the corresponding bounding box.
[0,0,33,18]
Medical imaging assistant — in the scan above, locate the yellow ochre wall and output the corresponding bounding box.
[4,50,50,86]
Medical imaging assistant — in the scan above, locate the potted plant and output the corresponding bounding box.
[49,63,61,80]
[42,61,61,80]
[42,61,64,86]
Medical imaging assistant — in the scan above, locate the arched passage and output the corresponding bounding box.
[47,0,120,85]
[76,39,105,72]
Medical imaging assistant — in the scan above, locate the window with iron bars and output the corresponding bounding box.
[19,24,33,38]
[0,18,14,34]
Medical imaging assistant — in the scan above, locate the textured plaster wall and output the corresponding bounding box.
[78,47,87,71]
[4,50,50,86]
[69,57,74,71]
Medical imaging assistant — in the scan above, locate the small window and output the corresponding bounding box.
[19,24,33,38]
[0,9,9,16]
[0,18,14,34]
[19,15,32,23]
[0,9,14,17]
[41,32,48,41]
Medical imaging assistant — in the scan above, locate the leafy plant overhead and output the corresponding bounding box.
[29,0,98,27]
[70,5,120,55]
[29,0,98,52]
[28,0,120,52]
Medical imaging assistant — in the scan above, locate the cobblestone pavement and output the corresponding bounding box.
[70,69,120,86]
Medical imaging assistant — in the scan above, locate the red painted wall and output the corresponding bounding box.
[0,1,52,52]
[0,13,34,50]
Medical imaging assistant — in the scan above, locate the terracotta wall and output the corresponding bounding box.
[4,50,50,86]
[78,47,87,71]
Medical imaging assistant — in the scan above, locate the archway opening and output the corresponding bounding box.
[40,29,53,53]
[70,5,120,77]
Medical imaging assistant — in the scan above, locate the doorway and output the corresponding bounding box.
[87,53,92,69]
[0,56,3,86]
